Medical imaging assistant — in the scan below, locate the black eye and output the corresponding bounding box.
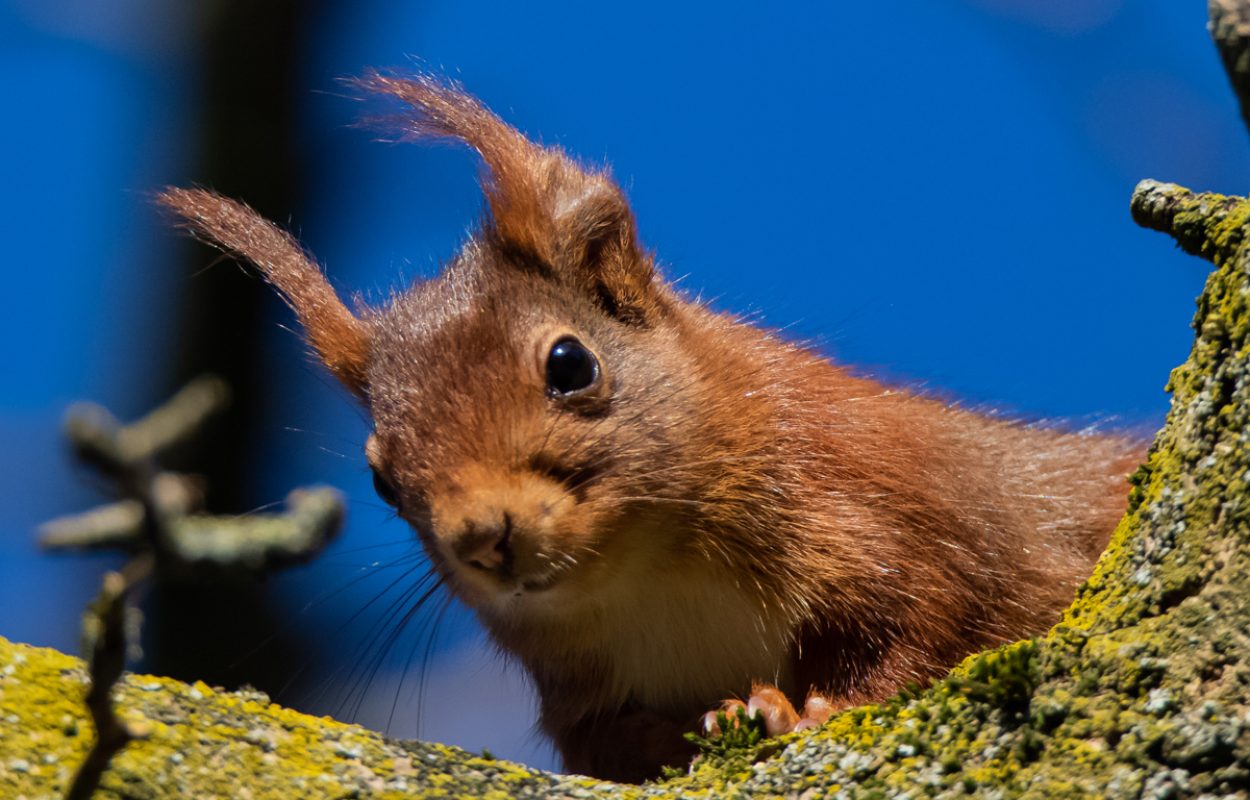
[546,337,600,396]
[371,468,400,509]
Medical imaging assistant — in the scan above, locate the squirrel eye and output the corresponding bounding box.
[546,337,600,396]
[371,468,400,509]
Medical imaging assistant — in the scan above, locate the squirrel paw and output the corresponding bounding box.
[701,684,836,738]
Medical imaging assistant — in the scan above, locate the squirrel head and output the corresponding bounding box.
[160,75,763,621]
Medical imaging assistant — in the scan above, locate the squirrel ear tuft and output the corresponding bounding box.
[158,187,372,396]
[357,72,664,324]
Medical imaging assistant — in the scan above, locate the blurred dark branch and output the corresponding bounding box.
[152,0,327,695]
[1210,0,1250,137]
[172,1,316,512]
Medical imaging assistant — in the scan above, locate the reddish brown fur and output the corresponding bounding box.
[160,74,1143,783]
[158,187,371,394]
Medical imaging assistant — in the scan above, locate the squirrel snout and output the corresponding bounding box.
[452,514,515,573]
[430,468,576,589]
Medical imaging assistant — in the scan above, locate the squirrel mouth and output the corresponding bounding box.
[518,571,563,593]
[464,559,564,594]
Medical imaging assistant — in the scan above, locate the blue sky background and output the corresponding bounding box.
[0,0,1242,772]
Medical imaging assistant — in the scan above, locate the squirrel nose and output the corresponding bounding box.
[452,513,515,573]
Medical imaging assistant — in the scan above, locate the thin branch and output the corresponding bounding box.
[1130,179,1249,262]
[65,557,153,800]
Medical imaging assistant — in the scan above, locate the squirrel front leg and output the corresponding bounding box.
[703,624,916,739]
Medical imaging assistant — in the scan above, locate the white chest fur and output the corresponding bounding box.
[493,560,796,717]
[596,574,795,713]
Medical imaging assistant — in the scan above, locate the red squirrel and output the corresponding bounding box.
[160,73,1143,783]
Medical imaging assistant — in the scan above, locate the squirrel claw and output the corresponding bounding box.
[747,685,801,736]
[701,699,747,736]
[793,695,836,731]
[703,685,836,739]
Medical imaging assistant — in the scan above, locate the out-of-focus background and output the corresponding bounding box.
[0,0,1241,773]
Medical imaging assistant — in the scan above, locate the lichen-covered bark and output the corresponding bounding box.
[0,637,613,799]
[4,180,1250,799]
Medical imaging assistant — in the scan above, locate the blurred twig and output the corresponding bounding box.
[40,375,344,577]
[65,558,152,800]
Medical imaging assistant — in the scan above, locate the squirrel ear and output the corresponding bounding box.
[358,73,663,324]
[158,187,372,396]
